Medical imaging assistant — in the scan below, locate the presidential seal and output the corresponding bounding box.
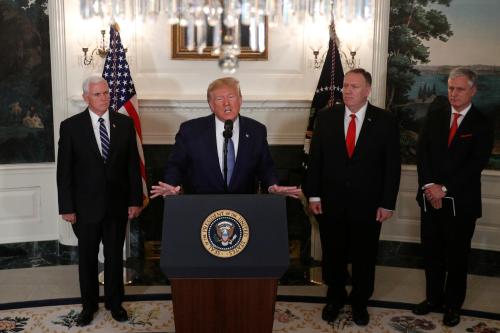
[201,209,249,258]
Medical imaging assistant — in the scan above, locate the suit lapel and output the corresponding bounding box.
[206,115,225,184]
[83,109,103,161]
[232,116,249,186]
[351,104,374,158]
[328,108,348,159]
[449,106,475,148]
[108,111,118,160]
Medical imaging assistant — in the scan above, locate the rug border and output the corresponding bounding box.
[1,294,499,321]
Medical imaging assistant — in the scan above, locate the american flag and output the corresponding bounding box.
[303,17,344,168]
[102,23,149,207]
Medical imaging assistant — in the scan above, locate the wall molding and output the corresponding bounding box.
[49,0,76,246]
[380,166,500,251]
[371,0,390,108]
[69,97,312,145]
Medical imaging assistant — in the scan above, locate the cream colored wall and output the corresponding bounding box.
[1,0,500,252]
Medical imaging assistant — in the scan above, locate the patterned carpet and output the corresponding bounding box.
[1,296,499,332]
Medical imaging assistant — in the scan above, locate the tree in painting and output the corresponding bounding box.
[386,0,453,162]
[387,0,453,110]
[0,0,54,164]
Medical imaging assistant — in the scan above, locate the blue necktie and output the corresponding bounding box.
[227,138,235,185]
[98,118,110,161]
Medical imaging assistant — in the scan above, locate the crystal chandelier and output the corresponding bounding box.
[80,0,372,73]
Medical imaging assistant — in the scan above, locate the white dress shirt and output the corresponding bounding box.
[88,109,110,157]
[215,116,240,176]
[450,104,471,127]
[344,102,368,143]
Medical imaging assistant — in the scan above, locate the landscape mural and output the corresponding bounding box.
[387,0,500,168]
[0,0,54,164]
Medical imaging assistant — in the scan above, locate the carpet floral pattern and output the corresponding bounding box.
[0,300,498,333]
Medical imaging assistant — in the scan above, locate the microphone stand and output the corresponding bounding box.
[223,136,228,192]
[223,119,233,193]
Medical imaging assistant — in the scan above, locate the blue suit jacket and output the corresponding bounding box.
[164,114,278,194]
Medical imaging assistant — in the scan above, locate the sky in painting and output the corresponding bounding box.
[424,0,500,66]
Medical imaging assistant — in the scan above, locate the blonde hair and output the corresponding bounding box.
[207,77,242,101]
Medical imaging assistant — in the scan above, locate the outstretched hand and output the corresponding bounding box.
[268,185,302,199]
[150,181,181,198]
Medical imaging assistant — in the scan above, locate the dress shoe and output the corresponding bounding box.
[110,306,129,322]
[76,306,98,327]
[443,308,460,327]
[412,300,442,315]
[321,303,341,322]
[352,306,369,326]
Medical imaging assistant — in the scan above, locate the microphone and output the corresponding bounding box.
[223,119,233,139]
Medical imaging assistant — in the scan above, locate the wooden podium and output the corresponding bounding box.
[160,195,289,333]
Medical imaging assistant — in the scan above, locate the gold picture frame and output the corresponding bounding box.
[171,22,268,60]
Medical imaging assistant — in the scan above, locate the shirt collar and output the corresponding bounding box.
[451,103,472,117]
[345,102,368,121]
[89,108,110,125]
[215,115,239,134]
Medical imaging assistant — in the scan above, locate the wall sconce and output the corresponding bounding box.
[82,29,109,66]
[310,46,327,70]
[342,45,360,69]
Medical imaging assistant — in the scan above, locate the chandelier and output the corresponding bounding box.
[80,0,372,73]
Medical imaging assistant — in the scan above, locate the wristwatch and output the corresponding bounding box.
[441,185,448,194]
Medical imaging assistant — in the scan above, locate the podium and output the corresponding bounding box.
[160,194,289,333]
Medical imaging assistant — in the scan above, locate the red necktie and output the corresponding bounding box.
[346,114,356,158]
[448,112,461,147]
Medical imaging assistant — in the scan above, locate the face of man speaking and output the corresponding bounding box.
[208,84,242,122]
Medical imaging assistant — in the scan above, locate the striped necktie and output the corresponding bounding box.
[98,117,110,161]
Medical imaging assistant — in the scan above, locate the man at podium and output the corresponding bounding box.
[151,77,300,198]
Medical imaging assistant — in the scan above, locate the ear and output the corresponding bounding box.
[471,86,477,97]
[208,100,215,113]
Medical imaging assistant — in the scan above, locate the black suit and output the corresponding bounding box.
[164,114,278,194]
[305,103,401,308]
[416,102,493,310]
[57,109,142,310]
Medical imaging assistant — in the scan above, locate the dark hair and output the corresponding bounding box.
[345,68,372,86]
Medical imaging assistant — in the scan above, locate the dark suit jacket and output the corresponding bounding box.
[57,109,143,223]
[164,114,278,194]
[416,102,494,218]
[305,103,401,221]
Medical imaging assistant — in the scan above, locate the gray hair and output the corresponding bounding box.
[449,67,478,87]
[82,75,107,94]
